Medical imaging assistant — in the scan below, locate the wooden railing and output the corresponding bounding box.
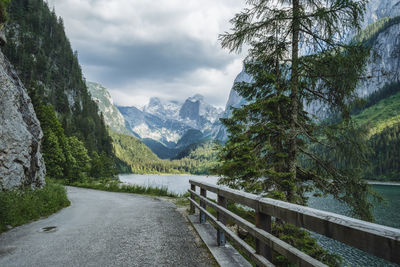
[188,179,400,267]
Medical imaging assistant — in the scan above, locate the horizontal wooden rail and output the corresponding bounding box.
[189,179,400,266]
[189,189,327,267]
[188,197,274,267]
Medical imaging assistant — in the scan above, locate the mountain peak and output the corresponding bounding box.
[188,94,204,102]
[148,97,162,107]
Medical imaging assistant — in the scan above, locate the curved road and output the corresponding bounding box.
[0,187,215,267]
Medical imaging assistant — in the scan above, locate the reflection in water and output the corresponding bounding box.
[119,174,400,266]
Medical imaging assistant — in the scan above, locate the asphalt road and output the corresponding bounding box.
[0,187,215,267]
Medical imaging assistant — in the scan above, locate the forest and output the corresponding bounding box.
[111,131,218,175]
[352,82,400,180]
[3,0,119,182]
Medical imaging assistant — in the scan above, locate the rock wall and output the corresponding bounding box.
[0,49,46,190]
[358,23,400,97]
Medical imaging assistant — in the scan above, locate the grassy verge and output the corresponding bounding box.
[0,179,70,234]
[66,179,179,198]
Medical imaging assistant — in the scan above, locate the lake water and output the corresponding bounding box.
[119,174,219,196]
[119,174,400,266]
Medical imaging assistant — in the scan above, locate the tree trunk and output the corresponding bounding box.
[288,0,300,202]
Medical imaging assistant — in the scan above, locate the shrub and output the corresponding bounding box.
[0,179,70,233]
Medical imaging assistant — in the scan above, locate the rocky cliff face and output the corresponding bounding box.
[0,50,45,190]
[364,0,400,27]
[211,67,252,142]
[179,98,200,121]
[358,22,400,97]
[86,81,132,136]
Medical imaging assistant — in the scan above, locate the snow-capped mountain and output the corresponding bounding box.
[118,105,192,147]
[143,97,181,119]
[118,94,223,148]
[143,94,223,128]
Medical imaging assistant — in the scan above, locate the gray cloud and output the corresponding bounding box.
[48,0,246,107]
[79,38,232,85]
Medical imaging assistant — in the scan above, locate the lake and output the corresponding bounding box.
[119,174,400,266]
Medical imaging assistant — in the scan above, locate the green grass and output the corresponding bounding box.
[68,179,179,198]
[0,179,70,233]
[353,92,400,137]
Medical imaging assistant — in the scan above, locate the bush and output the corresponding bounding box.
[0,179,70,233]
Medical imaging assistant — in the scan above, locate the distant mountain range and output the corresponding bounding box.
[118,95,223,145]
[87,82,226,158]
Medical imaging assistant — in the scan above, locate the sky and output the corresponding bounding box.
[47,0,246,108]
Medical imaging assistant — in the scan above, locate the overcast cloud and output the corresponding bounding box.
[47,0,246,108]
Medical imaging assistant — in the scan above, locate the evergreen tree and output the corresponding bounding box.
[217,0,376,220]
[42,131,65,179]
[0,0,10,24]
[36,104,67,179]
[66,136,91,182]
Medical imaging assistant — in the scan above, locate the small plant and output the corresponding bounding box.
[0,179,70,233]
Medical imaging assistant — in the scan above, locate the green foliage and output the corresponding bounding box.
[175,141,219,175]
[272,224,341,267]
[89,151,118,179]
[36,104,67,179]
[354,16,400,47]
[0,179,70,233]
[366,123,400,180]
[69,179,178,198]
[43,130,65,178]
[0,0,10,24]
[352,81,400,116]
[110,130,217,175]
[352,90,400,137]
[3,0,117,178]
[36,104,115,182]
[323,82,400,181]
[66,136,91,182]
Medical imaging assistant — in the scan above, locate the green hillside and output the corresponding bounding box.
[174,141,219,175]
[351,85,400,180]
[353,91,400,137]
[110,131,218,175]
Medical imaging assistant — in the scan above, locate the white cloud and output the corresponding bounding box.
[47,0,246,108]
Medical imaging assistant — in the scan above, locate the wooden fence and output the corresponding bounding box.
[188,179,400,267]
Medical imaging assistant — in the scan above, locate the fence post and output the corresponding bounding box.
[200,188,207,223]
[255,203,272,264]
[190,184,195,214]
[217,192,226,246]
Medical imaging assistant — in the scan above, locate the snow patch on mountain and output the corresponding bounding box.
[119,94,224,146]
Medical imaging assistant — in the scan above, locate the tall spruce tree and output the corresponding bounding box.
[217,0,376,220]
